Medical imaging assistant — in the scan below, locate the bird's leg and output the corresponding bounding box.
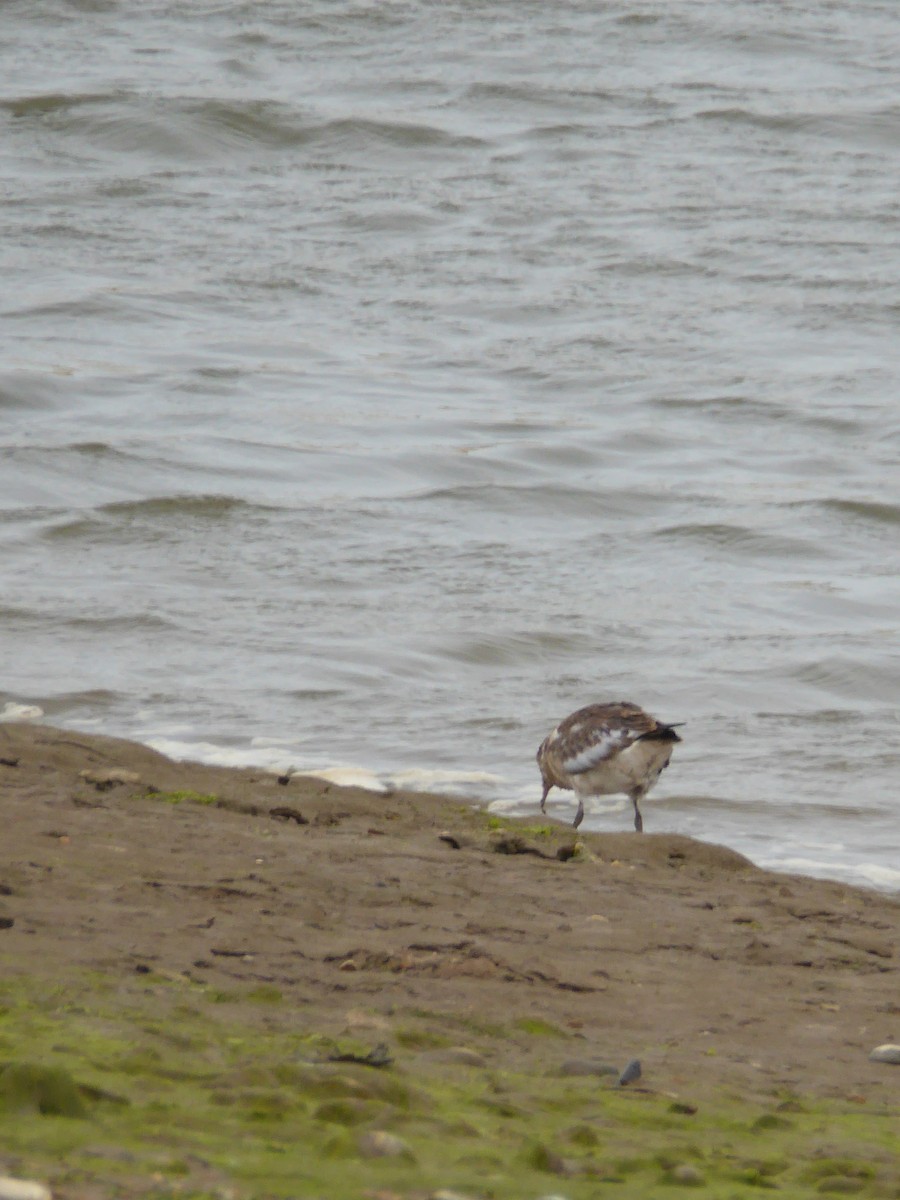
[540,783,549,814]
[630,790,643,833]
[573,796,584,829]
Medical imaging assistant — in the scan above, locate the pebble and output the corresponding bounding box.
[0,1180,52,1200]
[670,1164,705,1186]
[868,1043,900,1064]
[357,1131,415,1161]
[618,1058,642,1086]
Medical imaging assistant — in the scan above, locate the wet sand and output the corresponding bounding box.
[2,721,898,1111]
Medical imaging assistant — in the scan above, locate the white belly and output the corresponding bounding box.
[569,738,673,799]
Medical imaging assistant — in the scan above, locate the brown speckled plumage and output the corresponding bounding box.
[537,701,681,832]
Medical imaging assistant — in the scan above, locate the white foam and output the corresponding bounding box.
[148,737,392,791]
[143,736,499,798]
[145,737,297,772]
[489,787,628,820]
[767,856,900,891]
[0,702,44,723]
[385,767,504,794]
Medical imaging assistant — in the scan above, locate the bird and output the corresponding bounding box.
[537,701,682,832]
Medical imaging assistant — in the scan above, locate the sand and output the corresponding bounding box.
[2,721,898,1102]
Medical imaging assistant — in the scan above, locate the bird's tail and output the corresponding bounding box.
[638,722,683,743]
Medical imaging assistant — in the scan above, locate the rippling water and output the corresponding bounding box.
[3,1,899,890]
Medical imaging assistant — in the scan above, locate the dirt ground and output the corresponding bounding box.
[1,721,898,1108]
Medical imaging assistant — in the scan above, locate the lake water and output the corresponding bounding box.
[2,0,899,891]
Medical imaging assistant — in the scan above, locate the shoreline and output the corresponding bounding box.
[1,721,898,1197]
[6,710,896,897]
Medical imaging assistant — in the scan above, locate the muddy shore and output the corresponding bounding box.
[1,722,897,1197]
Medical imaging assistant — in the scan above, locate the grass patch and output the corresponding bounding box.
[0,971,897,1199]
[483,813,558,839]
[142,789,220,806]
[514,1016,567,1037]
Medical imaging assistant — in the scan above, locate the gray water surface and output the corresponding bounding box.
[2,1,899,889]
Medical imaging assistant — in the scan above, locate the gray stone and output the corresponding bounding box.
[670,1164,705,1186]
[618,1058,642,1086]
[868,1043,900,1064]
[357,1130,415,1161]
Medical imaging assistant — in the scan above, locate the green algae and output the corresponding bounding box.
[0,971,897,1200]
[514,1016,567,1037]
[0,1062,89,1117]
[483,814,554,838]
[141,789,220,806]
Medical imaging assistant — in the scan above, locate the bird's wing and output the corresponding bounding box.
[561,727,631,774]
[556,703,655,775]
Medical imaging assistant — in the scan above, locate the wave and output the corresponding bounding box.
[817,498,900,527]
[403,481,672,520]
[653,522,824,558]
[5,90,486,163]
[765,856,900,893]
[42,494,276,541]
[144,735,502,799]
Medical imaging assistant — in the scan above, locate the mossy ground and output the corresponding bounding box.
[1,970,897,1200]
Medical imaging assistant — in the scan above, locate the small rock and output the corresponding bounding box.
[338,959,358,972]
[670,1164,705,1186]
[618,1058,642,1086]
[430,1191,479,1200]
[558,1059,618,1078]
[868,1043,900,1064]
[0,1180,52,1200]
[357,1131,415,1161]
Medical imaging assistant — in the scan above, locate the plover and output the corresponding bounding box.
[537,701,681,832]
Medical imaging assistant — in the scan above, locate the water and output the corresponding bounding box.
[2,1,899,891]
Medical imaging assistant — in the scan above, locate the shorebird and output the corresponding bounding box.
[537,701,681,832]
